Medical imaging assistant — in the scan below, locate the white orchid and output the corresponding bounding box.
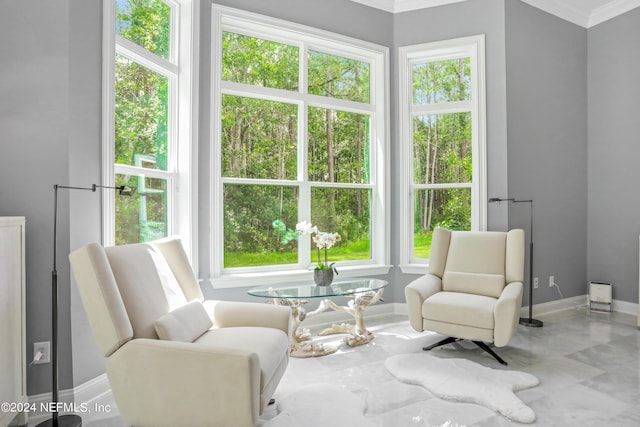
[296,220,318,236]
[295,221,341,271]
[313,232,341,250]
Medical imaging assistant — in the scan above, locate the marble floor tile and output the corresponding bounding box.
[34,307,640,427]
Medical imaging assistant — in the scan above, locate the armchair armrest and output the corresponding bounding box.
[107,338,260,427]
[494,281,524,347]
[203,300,291,335]
[404,274,442,332]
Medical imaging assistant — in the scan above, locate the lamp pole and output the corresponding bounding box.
[488,197,543,328]
[40,184,134,427]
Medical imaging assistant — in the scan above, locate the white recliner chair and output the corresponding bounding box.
[70,237,291,427]
[405,228,525,365]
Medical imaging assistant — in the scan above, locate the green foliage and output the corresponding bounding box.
[308,50,370,103]
[272,219,298,245]
[223,185,298,267]
[114,0,171,244]
[116,0,170,59]
[412,57,474,239]
[221,95,297,179]
[222,32,299,90]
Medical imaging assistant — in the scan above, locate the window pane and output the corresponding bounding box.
[115,174,168,245]
[311,188,371,263]
[115,54,169,171]
[412,58,470,104]
[308,51,370,103]
[414,188,471,258]
[413,113,472,185]
[308,107,370,184]
[116,0,170,60]
[221,95,297,179]
[224,184,298,268]
[222,32,298,91]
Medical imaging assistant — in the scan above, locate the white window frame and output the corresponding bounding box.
[102,0,198,264]
[398,35,487,275]
[210,5,390,288]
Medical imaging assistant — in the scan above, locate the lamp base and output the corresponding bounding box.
[519,317,543,327]
[37,414,82,427]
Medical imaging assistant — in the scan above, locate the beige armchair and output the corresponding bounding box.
[69,237,291,427]
[405,228,525,365]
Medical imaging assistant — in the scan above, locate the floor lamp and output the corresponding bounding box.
[488,197,543,328]
[39,184,134,427]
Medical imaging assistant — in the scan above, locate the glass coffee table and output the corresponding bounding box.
[248,278,388,358]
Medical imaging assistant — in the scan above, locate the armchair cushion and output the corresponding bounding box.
[194,326,289,390]
[422,292,496,330]
[155,301,212,342]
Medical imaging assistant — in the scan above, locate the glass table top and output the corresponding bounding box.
[247,278,388,299]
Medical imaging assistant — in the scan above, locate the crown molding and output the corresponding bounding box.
[516,0,592,26]
[349,0,395,13]
[350,0,640,27]
[588,0,640,27]
[394,0,468,13]
[349,0,467,13]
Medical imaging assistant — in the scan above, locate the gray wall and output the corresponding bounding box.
[68,0,107,385]
[587,7,640,304]
[0,0,75,395]
[505,0,588,305]
[0,0,104,396]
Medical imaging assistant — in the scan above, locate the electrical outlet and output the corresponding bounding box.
[549,275,555,287]
[33,341,50,365]
[533,277,539,288]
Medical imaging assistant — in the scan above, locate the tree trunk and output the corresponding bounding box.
[326,77,336,213]
[426,119,438,231]
[356,115,363,216]
[229,109,242,176]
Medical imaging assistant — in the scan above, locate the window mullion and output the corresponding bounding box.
[298,39,310,266]
[410,101,473,115]
[116,36,179,76]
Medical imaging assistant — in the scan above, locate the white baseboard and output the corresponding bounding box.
[611,298,639,317]
[520,294,589,317]
[518,293,639,318]
[27,374,110,425]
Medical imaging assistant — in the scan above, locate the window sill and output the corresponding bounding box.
[210,264,392,289]
[398,264,429,275]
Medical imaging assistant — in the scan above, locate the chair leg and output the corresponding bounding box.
[473,341,508,365]
[422,336,459,351]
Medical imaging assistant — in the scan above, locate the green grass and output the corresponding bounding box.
[224,233,435,268]
[413,231,433,259]
[224,239,372,268]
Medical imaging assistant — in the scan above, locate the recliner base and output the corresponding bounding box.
[422,337,508,365]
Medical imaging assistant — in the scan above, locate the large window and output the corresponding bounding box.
[103,0,196,253]
[398,36,486,274]
[211,6,389,286]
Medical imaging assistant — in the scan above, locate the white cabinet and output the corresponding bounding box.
[0,217,27,427]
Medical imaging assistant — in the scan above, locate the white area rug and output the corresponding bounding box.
[263,384,375,427]
[385,353,540,423]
